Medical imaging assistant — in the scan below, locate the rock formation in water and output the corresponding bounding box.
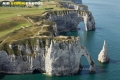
[44,10,95,33]
[0,36,95,76]
[98,41,110,63]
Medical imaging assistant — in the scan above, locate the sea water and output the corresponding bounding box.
[0,0,120,80]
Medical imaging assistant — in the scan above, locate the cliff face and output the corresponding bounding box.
[0,38,46,73]
[45,10,95,34]
[45,37,95,76]
[0,36,95,76]
[45,37,81,76]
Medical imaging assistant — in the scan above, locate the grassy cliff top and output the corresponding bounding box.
[0,0,87,51]
[0,1,66,39]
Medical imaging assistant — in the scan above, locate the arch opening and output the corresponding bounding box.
[79,46,96,73]
[33,69,41,74]
[78,21,85,31]
[32,68,45,74]
[80,56,89,72]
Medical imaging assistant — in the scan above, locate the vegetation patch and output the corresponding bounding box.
[0,16,28,31]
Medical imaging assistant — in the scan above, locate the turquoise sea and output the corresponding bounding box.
[1,0,120,80]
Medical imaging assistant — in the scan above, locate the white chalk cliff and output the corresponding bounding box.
[0,36,95,76]
[45,37,96,76]
[98,41,110,63]
[45,10,95,33]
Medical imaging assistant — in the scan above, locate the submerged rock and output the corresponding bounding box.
[98,41,110,63]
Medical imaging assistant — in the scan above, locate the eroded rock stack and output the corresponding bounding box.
[98,41,110,63]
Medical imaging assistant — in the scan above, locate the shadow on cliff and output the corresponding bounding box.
[59,31,79,37]
[0,73,5,80]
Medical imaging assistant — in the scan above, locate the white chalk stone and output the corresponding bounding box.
[98,40,110,63]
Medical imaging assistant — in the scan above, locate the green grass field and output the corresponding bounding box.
[0,1,66,39]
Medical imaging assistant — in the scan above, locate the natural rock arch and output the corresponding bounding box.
[45,37,96,76]
[45,10,95,34]
[0,36,95,76]
[80,46,95,73]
